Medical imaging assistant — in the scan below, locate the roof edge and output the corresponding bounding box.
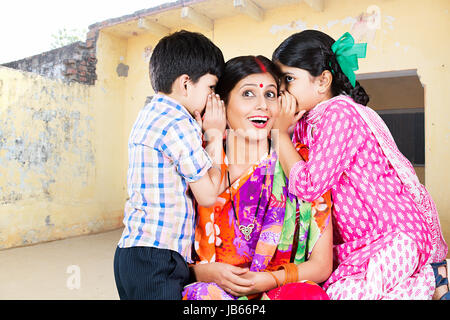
[88,0,209,31]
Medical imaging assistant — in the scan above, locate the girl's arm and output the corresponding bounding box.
[272,91,306,189]
[274,94,364,201]
[276,132,304,185]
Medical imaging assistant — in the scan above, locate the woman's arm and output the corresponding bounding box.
[189,212,333,297]
[293,220,333,283]
[237,221,333,296]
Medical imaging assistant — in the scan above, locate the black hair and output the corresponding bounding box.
[149,30,225,94]
[272,30,369,106]
[215,55,282,105]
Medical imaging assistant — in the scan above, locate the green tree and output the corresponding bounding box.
[50,28,87,49]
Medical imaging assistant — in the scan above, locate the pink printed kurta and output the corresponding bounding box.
[289,95,447,299]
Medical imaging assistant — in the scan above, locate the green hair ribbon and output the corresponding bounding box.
[331,32,367,87]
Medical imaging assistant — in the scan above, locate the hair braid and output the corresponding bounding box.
[328,54,369,106]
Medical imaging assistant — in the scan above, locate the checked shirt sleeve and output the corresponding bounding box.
[161,118,212,182]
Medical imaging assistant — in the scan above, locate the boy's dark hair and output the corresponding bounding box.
[150,30,225,94]
[215,55,282,105]
[272,30,369,106]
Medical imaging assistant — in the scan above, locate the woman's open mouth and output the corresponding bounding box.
[248,116,269,128]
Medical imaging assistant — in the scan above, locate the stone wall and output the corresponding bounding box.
[2,35,98,85]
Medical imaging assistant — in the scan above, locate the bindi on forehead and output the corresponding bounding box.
[259,83,264,88]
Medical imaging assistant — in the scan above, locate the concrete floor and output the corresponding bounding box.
[0,228,123,300]
[1,228,448,300]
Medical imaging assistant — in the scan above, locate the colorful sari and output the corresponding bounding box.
[182,144,332,300]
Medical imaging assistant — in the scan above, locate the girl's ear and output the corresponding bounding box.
[317,70,333,94]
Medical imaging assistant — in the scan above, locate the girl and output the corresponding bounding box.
[182,55,333,300]
[272,30,448,300]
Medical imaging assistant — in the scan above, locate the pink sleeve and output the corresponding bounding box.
[288,102,365,202]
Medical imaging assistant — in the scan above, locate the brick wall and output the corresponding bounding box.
[2,30,99,85]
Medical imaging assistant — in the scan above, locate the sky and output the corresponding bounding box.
[0,0,176,64]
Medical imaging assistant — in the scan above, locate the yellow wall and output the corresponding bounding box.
[0,66,122,248]
[119,0,449,254]
[92,31,128,214]
[1,0,448,253]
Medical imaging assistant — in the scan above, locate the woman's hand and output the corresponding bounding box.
[236,271,280,296]
[190,262,255,296]
[198,268,279,297]
[272,91,305,135]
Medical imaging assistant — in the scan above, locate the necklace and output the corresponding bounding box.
[227,164,269,241]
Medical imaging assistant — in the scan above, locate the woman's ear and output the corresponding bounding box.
[317,70,333,94]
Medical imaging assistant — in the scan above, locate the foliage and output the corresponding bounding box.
[50,28,87,49]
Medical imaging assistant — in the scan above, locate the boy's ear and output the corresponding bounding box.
[317,70,333,94]
[174,74,191,96]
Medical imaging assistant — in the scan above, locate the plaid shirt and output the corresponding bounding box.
[118,94,212,262]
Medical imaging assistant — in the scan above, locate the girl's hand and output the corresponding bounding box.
[195,94,226,140]
[272,91,305,135]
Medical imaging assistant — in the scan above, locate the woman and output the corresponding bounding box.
[182,55,333,300]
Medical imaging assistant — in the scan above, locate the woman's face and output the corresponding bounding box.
[226,73,279,142]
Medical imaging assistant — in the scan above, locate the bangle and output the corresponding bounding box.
[277,263,298,285]
[266,270,280,288]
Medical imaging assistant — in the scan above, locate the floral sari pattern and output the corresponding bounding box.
[183,144,331,300]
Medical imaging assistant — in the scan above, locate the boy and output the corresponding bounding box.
[113,30,226,300]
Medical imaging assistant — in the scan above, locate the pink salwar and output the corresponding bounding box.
[325,232,435,299]
[289,95,447,300]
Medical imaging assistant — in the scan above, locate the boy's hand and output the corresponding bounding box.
[272,91,305,135]
[195,94,226,140]
[191,94,226,205]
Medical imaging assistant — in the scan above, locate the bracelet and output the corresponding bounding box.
[266,270,280,288]
[277,263,298,285]
[285,263,298,284]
